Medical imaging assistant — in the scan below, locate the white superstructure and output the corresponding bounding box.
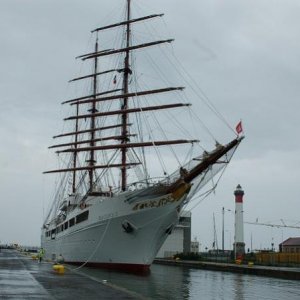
[156,211,191,258]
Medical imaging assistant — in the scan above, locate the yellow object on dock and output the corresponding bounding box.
[52,264,65,274]
[31,255,37,260]
[235,259,242,265]
[248,261,254,267]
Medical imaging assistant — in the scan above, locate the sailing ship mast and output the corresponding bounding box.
[121,0,131,191]
[88,37,99,191]
[72,103,79,193]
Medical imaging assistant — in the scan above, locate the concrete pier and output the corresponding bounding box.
[154,258,300,280]
[0,249,139,299]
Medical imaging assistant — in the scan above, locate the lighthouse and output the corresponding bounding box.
[234,184,245,258]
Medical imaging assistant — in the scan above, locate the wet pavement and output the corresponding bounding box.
[0,249,140,299]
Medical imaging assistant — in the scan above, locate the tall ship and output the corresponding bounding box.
[41,0,243,272]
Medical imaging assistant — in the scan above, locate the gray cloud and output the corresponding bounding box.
[0,0,299,251]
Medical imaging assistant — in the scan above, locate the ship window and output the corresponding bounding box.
[51,229,56,239]
[76,210,89,224]
[64,222,68,230]
[69,218,75,227]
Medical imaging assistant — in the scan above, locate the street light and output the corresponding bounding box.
[222,207,224,251]
[222,207,233,251]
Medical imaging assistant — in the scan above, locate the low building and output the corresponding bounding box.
[190,239,199,253]
[156,211,191,258]
[279,237,300,253]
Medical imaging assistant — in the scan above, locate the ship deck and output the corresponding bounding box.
[0,249,141,299]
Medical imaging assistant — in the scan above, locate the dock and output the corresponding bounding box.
[154,258,300,280]
[0,249,140,299]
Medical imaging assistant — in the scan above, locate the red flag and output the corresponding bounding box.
[235,121,243,134]
[113,75,117,84]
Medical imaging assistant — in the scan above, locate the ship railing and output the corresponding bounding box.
[116,154,206,194]
[126,176,175,191]
[83,154,208,196]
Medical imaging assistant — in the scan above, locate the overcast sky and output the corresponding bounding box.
[1,0,300,251]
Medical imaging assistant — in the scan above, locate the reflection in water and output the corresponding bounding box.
[233,275,245,300]
[76,264,300,300]
[77,264,191,299]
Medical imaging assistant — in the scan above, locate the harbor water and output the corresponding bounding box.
[76,263,300,300]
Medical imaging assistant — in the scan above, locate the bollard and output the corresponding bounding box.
[52,264,65,274]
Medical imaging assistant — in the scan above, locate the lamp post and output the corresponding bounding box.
[222,208,234,252]
[222,207,225,251]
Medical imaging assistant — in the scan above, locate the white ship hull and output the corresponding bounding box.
[41,186,189,272]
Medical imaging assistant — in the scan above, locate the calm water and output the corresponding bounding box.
[75,264,300,300]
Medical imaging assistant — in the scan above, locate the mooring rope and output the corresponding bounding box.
[70,216,112,271]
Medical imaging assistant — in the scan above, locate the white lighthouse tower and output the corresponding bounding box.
[233,184,245,258]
